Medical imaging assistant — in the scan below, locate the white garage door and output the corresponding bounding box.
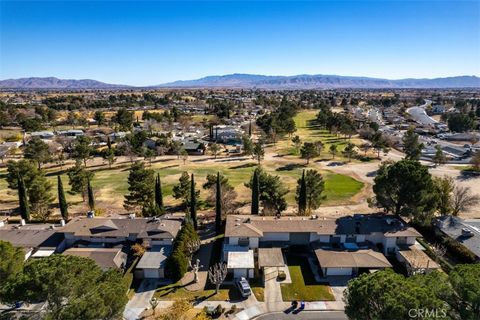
[143,268,160,278]
[326,267,352,276]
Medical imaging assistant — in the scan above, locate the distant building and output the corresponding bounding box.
[435,216,480,261]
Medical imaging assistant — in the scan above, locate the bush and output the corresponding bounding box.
[277,270,286,281]
[441,237,477,264]
[166,250,188,282]
[165,221,200,281]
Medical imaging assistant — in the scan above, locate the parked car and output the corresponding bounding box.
[235,277,252,297]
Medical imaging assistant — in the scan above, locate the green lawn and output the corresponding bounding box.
[281,255,335,301]
[277,110,365,160]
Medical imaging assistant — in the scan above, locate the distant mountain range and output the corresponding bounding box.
[159,74,480,89]
[1,74,479,89]
[0,77,131,89]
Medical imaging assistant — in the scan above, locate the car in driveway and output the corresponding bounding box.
[235,277,252,298]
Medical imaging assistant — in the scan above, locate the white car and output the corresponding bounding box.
[235,277,252,298]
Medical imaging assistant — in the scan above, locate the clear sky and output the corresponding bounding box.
[1,1,479,86]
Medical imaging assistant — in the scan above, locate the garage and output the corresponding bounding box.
[324,267,353,276]
[227,250,255,279]
[136,246,171,279]
[290,232,311,245]
[315,248,392,277]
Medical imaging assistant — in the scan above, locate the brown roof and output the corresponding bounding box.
[258,248,285,267]
[315,249,392,269]
[225,215,420,238]
[61,216,183,239]
[63,247,127,269]
[397,246,440,269]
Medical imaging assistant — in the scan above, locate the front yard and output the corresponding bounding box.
[154,281,241,302]
[280,255,335,301]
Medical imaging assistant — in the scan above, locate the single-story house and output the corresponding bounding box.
[30,131,55,140]
[135,246,172,279]
[63,247,128,270]
[315,248,392,276]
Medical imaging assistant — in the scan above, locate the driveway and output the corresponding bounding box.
[123,280,158,320]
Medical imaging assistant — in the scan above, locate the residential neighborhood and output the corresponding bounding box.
[1,1,480,319]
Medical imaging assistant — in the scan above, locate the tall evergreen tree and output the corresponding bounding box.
[215,172,222,233]
[107,136,112,150]
[17,175,30,222]
[155,173,164,213]
[248,121,252,136]
[87,176,95,211]
[57,175,68,220]
[190,174,198,229]
[298,170,307,215]
[251,168,260,215]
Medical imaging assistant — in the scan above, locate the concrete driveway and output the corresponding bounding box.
[123,279,158,320]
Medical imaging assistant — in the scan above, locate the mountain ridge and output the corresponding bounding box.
[1,74,479,89]
[158,74,480,89]
[0,77,131,89]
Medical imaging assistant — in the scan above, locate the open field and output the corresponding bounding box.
[0,153,364,217]
[274,110,368,161]
[0,110,373,218]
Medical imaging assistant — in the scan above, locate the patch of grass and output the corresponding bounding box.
[280,255,335,301]
[154,281,241,302]
[323,173,364,203]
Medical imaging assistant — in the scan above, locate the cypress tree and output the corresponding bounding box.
[107,136,112,150]
[190,174,197,229]
[155,173,164,213]
[248,121,252,136]
[215,172,222,233]
[17,175,30,222]
[57,175,68,221]
[251,168,259,215]
[298,170,307,215]
[87,176,95,211]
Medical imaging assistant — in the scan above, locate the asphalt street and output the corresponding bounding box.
[255,311,348,320]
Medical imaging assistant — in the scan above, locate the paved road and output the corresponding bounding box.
[255,311,347,320]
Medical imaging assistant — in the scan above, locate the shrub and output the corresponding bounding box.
[277,270,286,281]
[166,250,188,282]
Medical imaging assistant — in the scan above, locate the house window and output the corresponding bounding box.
[238,237,249,246]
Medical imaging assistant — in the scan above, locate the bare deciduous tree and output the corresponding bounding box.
[431,243,446,264]
[208,263,228,294]
[184,237,201,257]
[452,186,480,216]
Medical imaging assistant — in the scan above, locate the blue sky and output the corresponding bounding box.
[1,1,479,86]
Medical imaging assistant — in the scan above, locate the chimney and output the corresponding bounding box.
[60,219,66,227]
[20,219,26,226]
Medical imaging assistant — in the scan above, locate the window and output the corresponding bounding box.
[238,237,249,246]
